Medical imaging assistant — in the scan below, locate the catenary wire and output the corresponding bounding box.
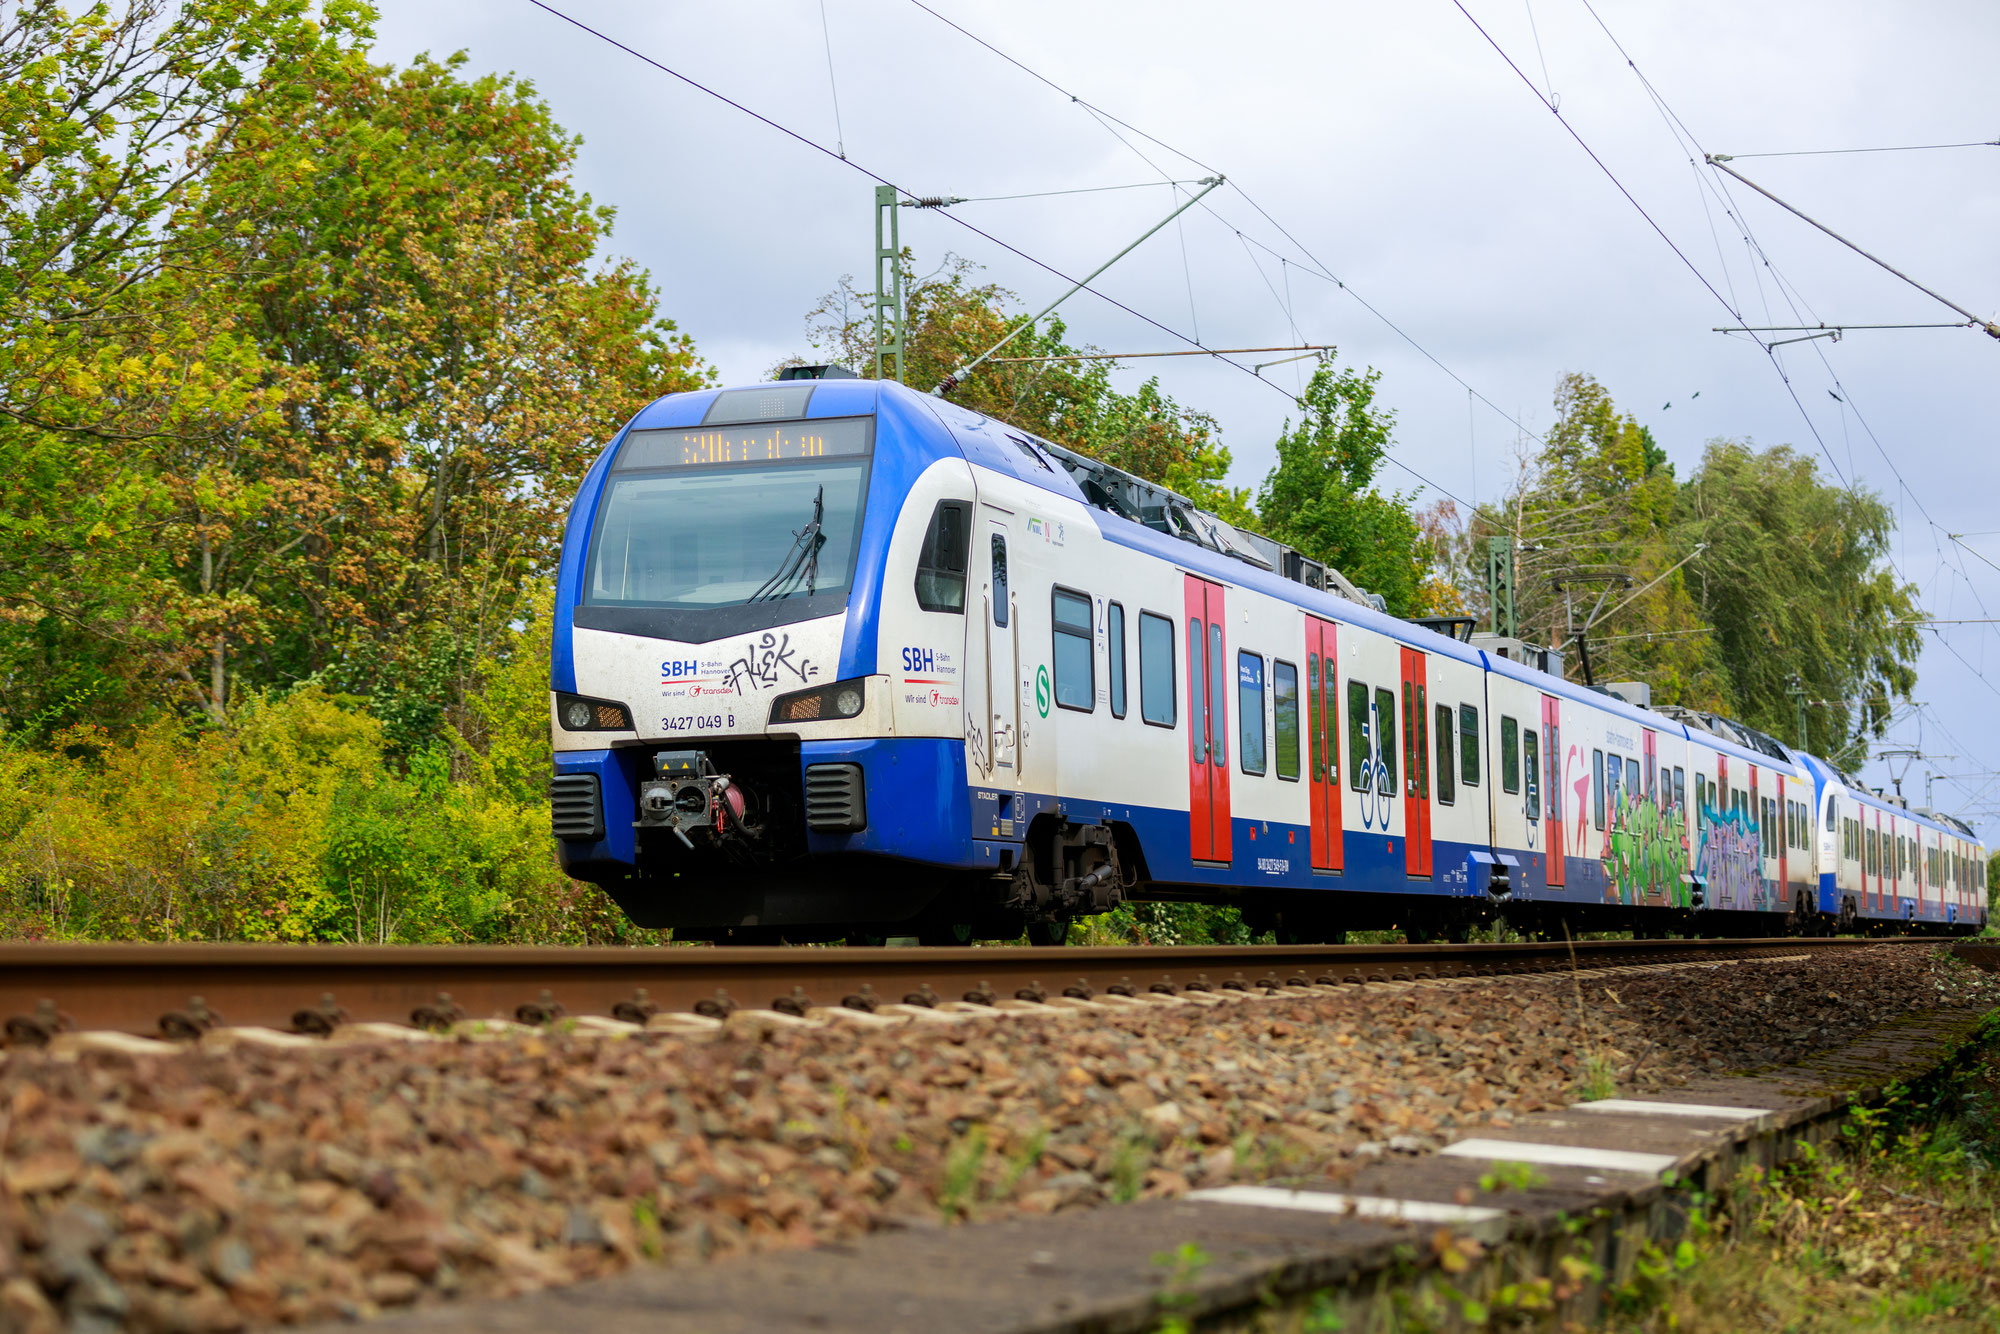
[521,0,1472,504]
[903,0,1563,454]
[1720,139,2000,160]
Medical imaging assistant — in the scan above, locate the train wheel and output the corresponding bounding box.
[1025,917,1072,947]
[917,921,976,947]
[843,930,888,947]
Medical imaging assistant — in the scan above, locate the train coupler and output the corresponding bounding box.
[637,749,751,848]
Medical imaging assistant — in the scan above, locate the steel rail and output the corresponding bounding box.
[0,938,1920,1042]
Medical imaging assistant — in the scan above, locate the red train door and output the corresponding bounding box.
[1776,774,1788,900]
[1541,693,1564,887]
[1184,575,1231,864]
[1399,646,1431,877]
[1307,617,1343,872]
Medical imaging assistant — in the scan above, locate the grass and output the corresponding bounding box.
[1604,1017,2000,1331]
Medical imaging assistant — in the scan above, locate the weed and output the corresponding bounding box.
[1479,1161,1548,1193]
[1108,1127,1155,1204]
[1151,1242,1211,1334]
[938,1126,988,1221]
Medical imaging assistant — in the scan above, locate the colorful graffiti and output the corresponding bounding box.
[1600,789,1694,907]
[1695,804,1769,912]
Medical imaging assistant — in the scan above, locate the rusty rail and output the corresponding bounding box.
[0,937,1922,1043]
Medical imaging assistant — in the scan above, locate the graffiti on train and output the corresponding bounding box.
[1600,788,1694,908]
[1696,804,1769,911]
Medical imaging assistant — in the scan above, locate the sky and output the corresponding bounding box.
[369,0,2000,826]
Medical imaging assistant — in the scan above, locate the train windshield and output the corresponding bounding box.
[585,418,872,612]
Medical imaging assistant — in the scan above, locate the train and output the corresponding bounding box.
[547,370,1987,943]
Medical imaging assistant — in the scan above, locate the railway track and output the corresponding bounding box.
[0,937,1917,1045]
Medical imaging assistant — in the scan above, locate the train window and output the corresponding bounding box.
[990,534,1009,626]
[1625,758,1641,807]
[1051,588,1094,712]
[1411,685,1430,801]
[1592,750,1605,830]
[1273,661,1300,781]
[1375,687,1398,793]
[1107,603,1127,718]
[914,501,970,613]
[1523,729,1540,812]
[1606,751,1622,813]
[1501,715,1520,793]
[1187,619,1206,761]
[1673,767,1686,817]
[1238,652,1266,776]
[1826,801,1837,833]
[1209,624,1228,769]
[1435,703,1455,805]
[1459,704,1480,786]
[1138,612,1175,728]
[1761,798,1773,857]
[1347,680,1370,790]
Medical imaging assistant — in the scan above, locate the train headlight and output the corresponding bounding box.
[770,678,867,724]
[555,693,633,731]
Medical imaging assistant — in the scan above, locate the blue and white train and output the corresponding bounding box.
[548,373,1986,943]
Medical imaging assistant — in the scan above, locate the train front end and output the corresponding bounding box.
[548,377,982,937]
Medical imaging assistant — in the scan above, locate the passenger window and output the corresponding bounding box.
[1051,588,1093,712]
[1274,660,1299,781]
[1209,623,1227,769]
[1625,758,1641,804]
[1523,729,1540,811]
[1459,704,1480,786]
[1593,749,1606,830]
[1435,703,1454,805]
[1673,767,1686,817]
[1375,687,1398,793]
[1138,611,1175,727]
[914,501,970,613]
[1187,618,1206,762]
[1347,680,1369,790]
[990,533,1008,625]
[1501,715,1520,793]
[1412,685,1429,801]
[1238,652,1266,776]
[1108,602,1127,718]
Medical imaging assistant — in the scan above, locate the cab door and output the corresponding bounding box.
[1541,693,1565,887]
[1399,646,1432,877]
[1306,617,1343,872]
[1184,575,1232,864]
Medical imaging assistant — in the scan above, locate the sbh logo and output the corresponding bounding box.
[660,659,699,679]
[902,647,936,674]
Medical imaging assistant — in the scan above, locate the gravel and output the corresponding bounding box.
[0,944,1994,1330]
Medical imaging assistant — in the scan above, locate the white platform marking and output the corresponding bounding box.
[1439,1139,1678,1176]
[1190,1186,1503,1225]
[1570,1099,1773,1120]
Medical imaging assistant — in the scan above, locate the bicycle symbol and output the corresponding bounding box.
[1357,697,1395,831]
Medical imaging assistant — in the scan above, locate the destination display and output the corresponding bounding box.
[616,418,871,470]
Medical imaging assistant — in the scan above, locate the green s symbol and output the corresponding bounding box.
[1035,665,1051,718]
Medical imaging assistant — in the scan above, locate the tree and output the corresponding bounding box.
[801,255,1248,521]
[0,0,367,734]
[1473,374,1728,706]
[1254,358,1430,616]
[1673,441,1918,757]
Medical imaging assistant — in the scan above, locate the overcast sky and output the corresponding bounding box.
[371,0,1999,825]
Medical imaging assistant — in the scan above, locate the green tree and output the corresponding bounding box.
[802,255,1248,521]
[0,0,367,735]
[1672,440,1919,757]
[1474,373,1727,706]
[1254,358,1429,616]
